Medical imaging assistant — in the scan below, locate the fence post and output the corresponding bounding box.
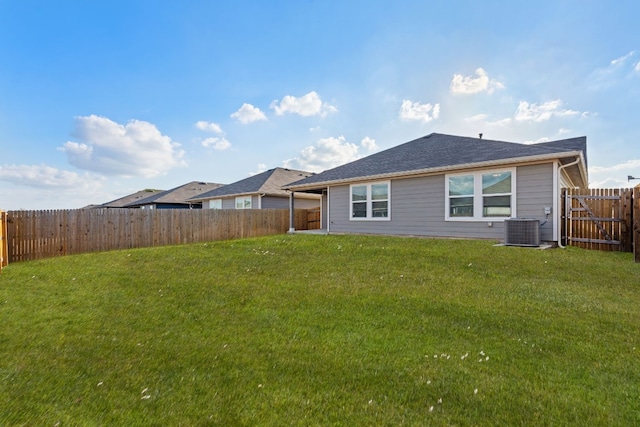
[634,185,640,263]
[0,210,7,271]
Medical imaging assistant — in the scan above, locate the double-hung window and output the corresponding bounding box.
[446,169,514,220]
[350,181,390,220]
[235,196,252,209]
[208,199,222,209]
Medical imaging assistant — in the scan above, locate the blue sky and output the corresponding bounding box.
[1,0,639,210]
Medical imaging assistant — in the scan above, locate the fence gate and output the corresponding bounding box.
[307,207,321,230]
[0,211,7,271]
[562,188,633,252]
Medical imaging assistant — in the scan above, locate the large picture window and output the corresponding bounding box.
[350,181,390,220]
[446,169,514,220]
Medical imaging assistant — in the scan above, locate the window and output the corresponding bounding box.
[235,196,252,209]
[446,169,514,220]
[208,199,222,209]
[350,181,390,220]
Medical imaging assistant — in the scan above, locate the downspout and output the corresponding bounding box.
[258,193,265,209]
[557,156,581,249]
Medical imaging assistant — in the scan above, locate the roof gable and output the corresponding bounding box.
[190,168,315,200]
[127,181,224,207]
[286,133,587,188]
[101,189,164,208]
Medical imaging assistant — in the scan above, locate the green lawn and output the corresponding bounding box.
[0,234,639,425]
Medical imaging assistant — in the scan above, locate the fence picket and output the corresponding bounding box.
[563,187,634,253]
[5,208,314,263]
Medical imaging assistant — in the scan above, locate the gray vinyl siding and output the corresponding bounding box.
[516,163,554,241]
[327,163,557,242]
[221,198,236,209]
[262,195,320,209]
[261,196,289,209]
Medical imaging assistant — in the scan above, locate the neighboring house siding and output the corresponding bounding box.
[293,197,321,210]
[220,198,236,209]
[261,196,289,209]
[328,163,556,241]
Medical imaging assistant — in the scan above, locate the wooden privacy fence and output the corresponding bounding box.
[307,207,321,230]
[5,208,310,263]
[635,185,640,263]
[562,187,634,252]
[0,211,7,272]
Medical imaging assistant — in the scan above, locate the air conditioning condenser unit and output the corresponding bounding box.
[504,218,540,247]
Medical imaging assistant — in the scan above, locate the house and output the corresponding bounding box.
[189,167,321,210]
[125,181,225,209]
[99,189,165,208]
[283,133,588,244]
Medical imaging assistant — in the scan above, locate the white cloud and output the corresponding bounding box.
[0,164,99,188]
[399,100,440,123]
[466,114,489,122]
[270,91,337,117]
[202,137,231,151]
[360,136,378,151]
[231,103,267,124]
[249,163,268,176]
[589,51,637,89]
[59,115,186,178]
[450,68,505,95]
[610,51,635,67]
[283,136,361,173]
[195,120,223,133]
[488,117,512,126]
[523,137,551,145]
[589,159,640,174]
[514,100,580,122]
[589,158,640,188]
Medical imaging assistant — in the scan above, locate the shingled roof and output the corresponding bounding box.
[101,189,165,208]
[285,133,587,190]
[189,167,315,201]
[127,181,225,207]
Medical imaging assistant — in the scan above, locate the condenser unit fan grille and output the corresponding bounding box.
[504,218,540,247]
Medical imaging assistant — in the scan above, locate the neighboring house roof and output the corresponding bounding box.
[101,189,165,208]
[189,167,316,201]
[285,133,588,191]
[127,181,225,207]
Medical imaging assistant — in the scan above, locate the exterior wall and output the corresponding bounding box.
[206,195,319,210]
[264,195,320,210]
[261,196,290,209]
[327,163,557,242]
[516,163,554,241]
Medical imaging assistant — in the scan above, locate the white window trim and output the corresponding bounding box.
[349,181,391,221]
[208,199,222,209]
[445,168,516,221]
[235,196,252,209]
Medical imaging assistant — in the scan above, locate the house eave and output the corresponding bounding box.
[285,151,585,192]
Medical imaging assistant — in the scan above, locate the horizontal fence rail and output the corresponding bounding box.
[563,187,633,252]
[6,208,310,263]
